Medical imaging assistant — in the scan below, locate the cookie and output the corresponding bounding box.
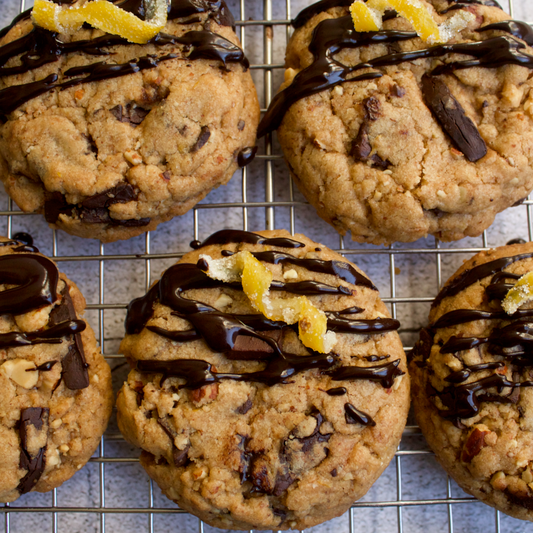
[259,0,533,245]
[411,241,533,520]
[116,229,409,530]
[0,0,259,242]
[0,235,113,502]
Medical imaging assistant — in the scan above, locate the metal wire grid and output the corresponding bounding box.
[1,0,533,531]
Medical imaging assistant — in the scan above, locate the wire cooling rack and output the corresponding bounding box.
[2,0,533,531]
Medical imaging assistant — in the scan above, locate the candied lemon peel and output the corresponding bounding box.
[502,271,533,315]
[199,251,338,354]
[32,0,168,44]
[349,0,474,44]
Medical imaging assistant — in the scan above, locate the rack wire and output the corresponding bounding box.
[1,0,533,531]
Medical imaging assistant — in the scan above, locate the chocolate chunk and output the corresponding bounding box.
[82,133,98,155]
[44,191,74,223]
[344,403,376,427]
[161,171,171,181]
[110,103,149,125]
[236,398,253,414]
[237,119,245,131]
[173,445,190,467]
[237,146,258,167]
[330,468,338,477]
[17,407,49,495]
[412,328,434,363]
[421,75,487,162]
[273,471,295,496]
[49,286,89,390]
[272,505,288,523]
[391,84,406,97]
[513,197,527,207]
[352,121,390,170]
[506,489,533,511]
[191,126,211,152]
[236,434,253,483]
[232,335,275,360]
[81,183,136,209]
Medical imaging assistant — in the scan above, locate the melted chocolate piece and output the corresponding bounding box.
[81,183,137,209]
[507,238,527,246]
[327,359,404,389]
[259,3,533,138]
[421,75,487,162]
[17,407,49,495]
[49,286,90,390]
[190,229,305,249]
[0,254,58,315]
[191,126,211,152]
[110,103,149,125]
[236,398,253,414]
[238,146,258,167]
[326,386,346,396]
[344,403,376,426]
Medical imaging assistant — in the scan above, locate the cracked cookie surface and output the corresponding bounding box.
[0,236,113,502]
[0,0,259,242]
[411,242,533,521]
[116,229,410,530]
[264,0,533,244]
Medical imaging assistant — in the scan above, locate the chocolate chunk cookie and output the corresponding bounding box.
[411,242,533,520]
[116,229,409,530]
[0,0,259,242]
[0,236,113,502]
[259,0,533,244]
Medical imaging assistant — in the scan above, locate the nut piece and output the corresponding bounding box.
[283,269,298,280]
[1,359,38,388]
[215,294,233,308]
[461,426,490,463]
[190,383,219,406]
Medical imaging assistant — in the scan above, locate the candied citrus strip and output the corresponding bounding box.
[200,251,337,353]
[502,271,533,315]
[368,0,441,43]
[32,0,168,44]
[349,1,381,32]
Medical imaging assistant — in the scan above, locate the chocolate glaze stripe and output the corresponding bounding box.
[0,319,85,348]
[327,359,404,389]
[438,374,533,420]
[258,4,533,137]
[190,229,305,249]
[0,254,58,315]
[444,362,505,384]
[440,0,502,13]
[432,252,533,307]
[344,402,376,426]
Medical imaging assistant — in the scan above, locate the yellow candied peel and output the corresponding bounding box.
[350,0,474,44]
[502,271,533,315]
[31,0,168,44]
[200,251,337,354]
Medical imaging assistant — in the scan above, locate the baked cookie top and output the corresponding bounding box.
[0,235,113,503]
[0,0,259,242]
[260,0,533,244]
[117,229,409,531]
[411,242,533,520]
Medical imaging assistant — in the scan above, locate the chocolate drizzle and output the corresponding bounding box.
[344,403,376,427]
[0,0,247,116]
[0,254,58,315]
[418,248,533,422]
[0,319,85,348]
[258,1,533,148]
[190,229,306,249]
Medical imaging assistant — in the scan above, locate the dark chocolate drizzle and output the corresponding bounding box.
[17,407,49,495]
[129,230,401,405]
[0,0,246,116]
[0,254,58,315]
[419,248,533,422]
[0,319,85,348]
[190,229,305,249]
[344,402,376,426]
[258,1,533,144]
[440,0,502,14]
